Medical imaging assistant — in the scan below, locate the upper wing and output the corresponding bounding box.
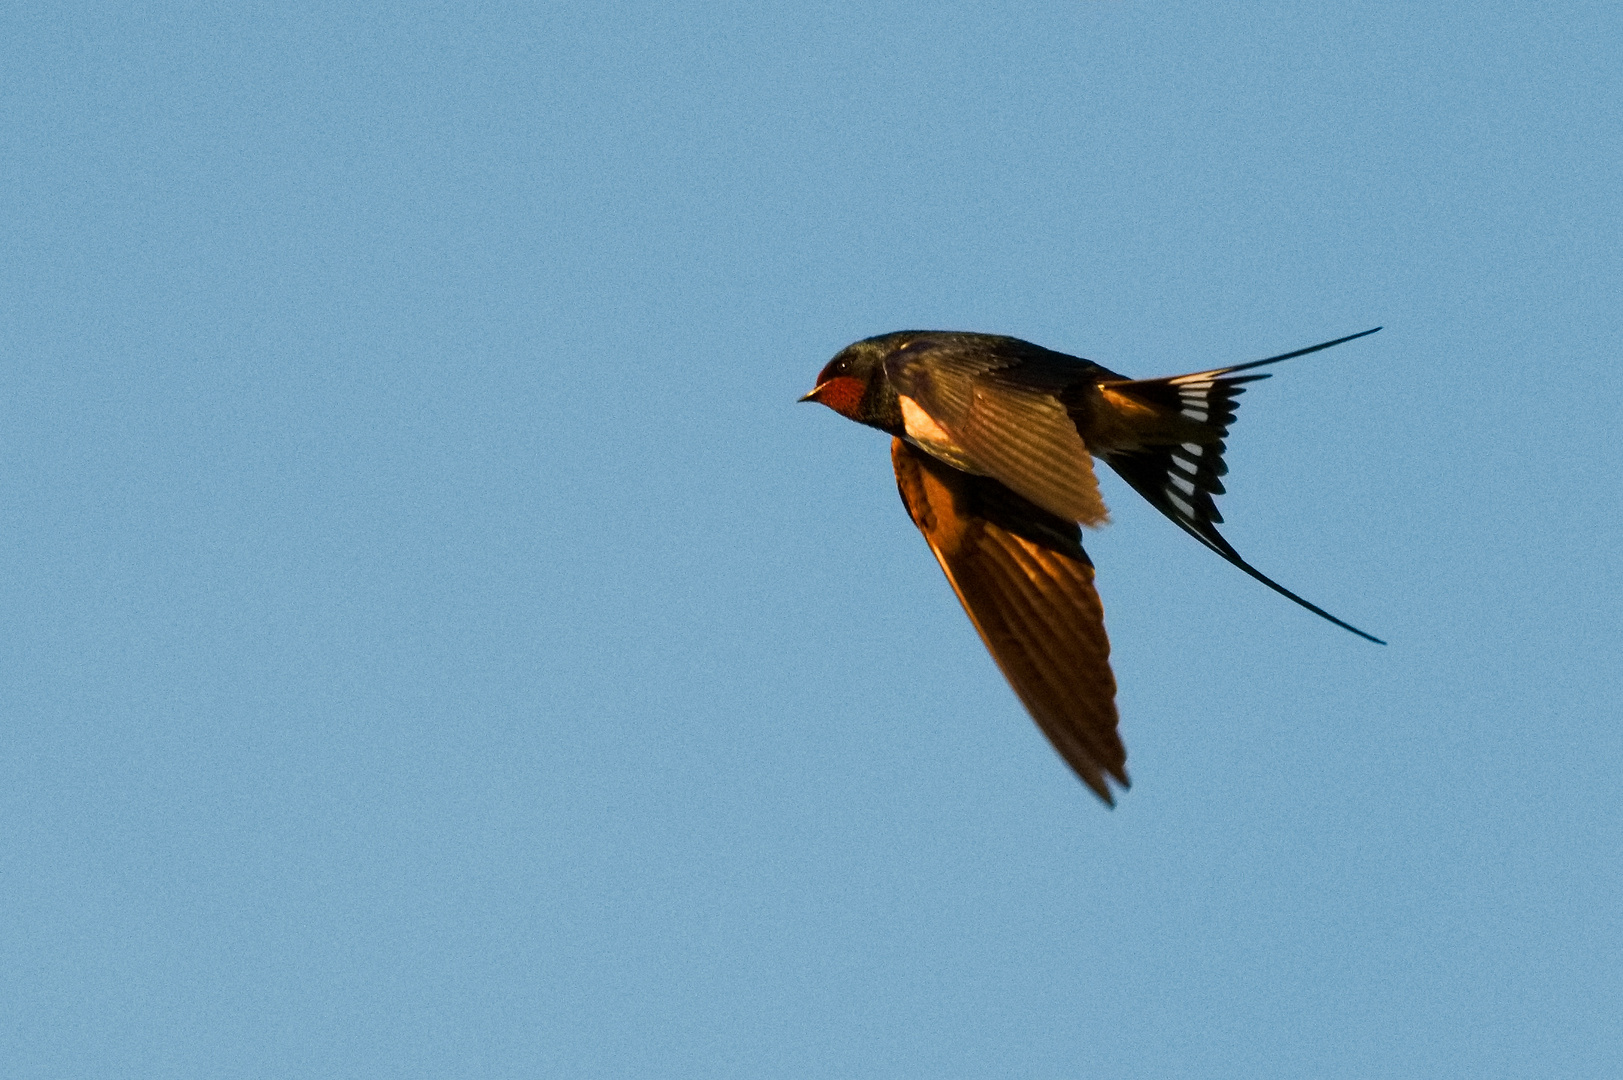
[885,336,1112,527]
[891,437,1127,804]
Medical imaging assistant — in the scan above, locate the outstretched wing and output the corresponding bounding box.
[1100,328,1386,644]
[885,335,1113,527]
[891,437,1128,804]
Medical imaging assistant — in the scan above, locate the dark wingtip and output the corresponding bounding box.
[1083,769,1131,807]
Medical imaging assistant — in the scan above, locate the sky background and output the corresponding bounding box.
[4,3,1621,1077]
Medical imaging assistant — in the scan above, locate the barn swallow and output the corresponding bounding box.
[801,327,1383,804]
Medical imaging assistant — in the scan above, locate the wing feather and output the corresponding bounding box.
[892,438,1127,803]
[887,338,1110,526]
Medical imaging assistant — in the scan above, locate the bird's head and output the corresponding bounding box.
[799,332,917,431]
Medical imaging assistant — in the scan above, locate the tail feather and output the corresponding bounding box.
[1098,328,1385,645]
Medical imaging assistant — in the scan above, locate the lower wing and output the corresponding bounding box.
[891,438,1128,804]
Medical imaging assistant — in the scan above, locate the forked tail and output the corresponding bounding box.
[1097,328,1385,645]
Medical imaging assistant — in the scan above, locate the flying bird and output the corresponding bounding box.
[801,327,1383,804]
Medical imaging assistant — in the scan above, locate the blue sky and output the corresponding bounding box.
[4,3,1620,1077]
